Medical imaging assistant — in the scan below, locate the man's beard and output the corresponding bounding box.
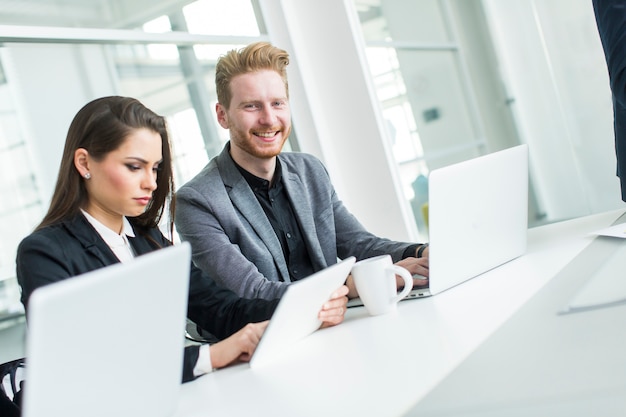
[231,126,291,158]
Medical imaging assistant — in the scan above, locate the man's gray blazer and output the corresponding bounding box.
[175,142,412,300]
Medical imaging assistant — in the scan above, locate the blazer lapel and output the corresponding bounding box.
[127,234,158,257]
[65,214,121,266]
[216,146,292,282]
[280,162,327,270]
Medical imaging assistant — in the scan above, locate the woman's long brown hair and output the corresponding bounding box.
[36,96,175,238]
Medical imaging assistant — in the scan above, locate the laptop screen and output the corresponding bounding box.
[23,243,191,417]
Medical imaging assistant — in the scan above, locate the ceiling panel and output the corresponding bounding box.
[0,0,195,29]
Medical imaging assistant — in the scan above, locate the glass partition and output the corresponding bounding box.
[354,0,486,237]
[0,63,44,319]
[0,0,271,319]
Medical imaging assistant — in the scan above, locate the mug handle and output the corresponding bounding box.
[388,265,413,303]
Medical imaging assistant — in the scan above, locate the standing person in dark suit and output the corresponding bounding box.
[593,0,626,201]
[14,96,349,394]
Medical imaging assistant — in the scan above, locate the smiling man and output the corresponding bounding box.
[175,42,430,301]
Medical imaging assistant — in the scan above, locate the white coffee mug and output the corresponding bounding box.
[351,254,413,316]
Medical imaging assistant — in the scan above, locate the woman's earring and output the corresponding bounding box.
[84,172,91,179]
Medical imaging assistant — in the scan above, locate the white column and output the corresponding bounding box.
[260,0,418,242]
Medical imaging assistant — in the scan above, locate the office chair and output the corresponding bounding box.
[0,357,25,413]
[185,319,219,344]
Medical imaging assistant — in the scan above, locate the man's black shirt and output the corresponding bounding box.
[235,158,315,281]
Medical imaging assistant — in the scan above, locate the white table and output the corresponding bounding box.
[406,210,626,416]
[173,209,626,417]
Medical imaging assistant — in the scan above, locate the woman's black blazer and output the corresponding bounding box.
[16,213,278,382]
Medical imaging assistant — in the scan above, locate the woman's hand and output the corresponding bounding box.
[209,321,269,369]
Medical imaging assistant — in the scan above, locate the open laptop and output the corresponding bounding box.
[348,144,528,306]
[22,243,191,417]
[250,256,356,368]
